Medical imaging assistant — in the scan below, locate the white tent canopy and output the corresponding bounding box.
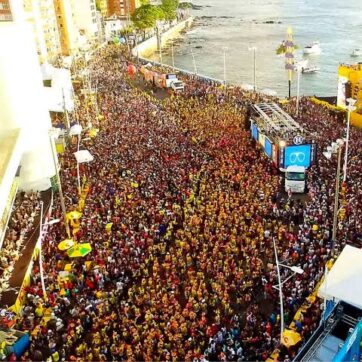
[74,150,94,163]
[69,124,82,136]
[318,245,362,310]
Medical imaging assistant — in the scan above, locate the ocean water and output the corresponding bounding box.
[157,0,362,97]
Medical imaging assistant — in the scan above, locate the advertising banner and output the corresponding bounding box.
[337,76,349,109]
[272,144,279,167]
[284,144,312,168]
[258,133,266,148]
[252,123,258,140]
[264,137,273,158]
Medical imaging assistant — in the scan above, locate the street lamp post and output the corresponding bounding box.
[190,48,198,75]
[69,124,83,195]
[223,47,228,86]
[38,201,47,301]
[171,41,175,71]
[156,25,163,64]
[248,46,257,91]
[39,201,60,302]
[49,129,71,237]
[343,98,357,182]
[295,61,305,117]
[273,237,285,338]
[323,138,345,256]
[332,143,343,253]
[272,236,304,342]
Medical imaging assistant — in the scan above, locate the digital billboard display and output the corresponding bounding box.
[252,123,258,140]
[258,133,266,148]
[264,137,273,158]
[284,144,312,168]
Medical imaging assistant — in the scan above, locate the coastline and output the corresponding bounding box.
[132,17,194,59]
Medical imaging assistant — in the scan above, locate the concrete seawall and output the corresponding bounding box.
[132,17,194,58]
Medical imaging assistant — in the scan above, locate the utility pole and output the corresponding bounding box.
[49,130,71,237]
[62,88,70,129]
[223,47,227,86]
[157,26,163,64]
[171,41,175,70]
[38,201,48,301]
[331,144,343,255]
[273,237,284,341]
[343,99,357,182]
[296,64,302,116]
[190,48,197,74]
[248,46,257,91]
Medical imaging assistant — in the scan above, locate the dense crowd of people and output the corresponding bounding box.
[8,45,362,362]
[0,192,41,296]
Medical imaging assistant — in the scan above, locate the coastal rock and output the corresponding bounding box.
[263,20,283,24]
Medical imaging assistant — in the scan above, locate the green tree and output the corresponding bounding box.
[178,2,191,9]
[132,4,164,30]
[160,0,179,21]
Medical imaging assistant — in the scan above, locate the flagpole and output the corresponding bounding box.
[285,27,294,99]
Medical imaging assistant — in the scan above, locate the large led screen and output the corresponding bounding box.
[284,144,312,168]
[264,138,272,158]
[258,133,266,148]
[252,124,258,140]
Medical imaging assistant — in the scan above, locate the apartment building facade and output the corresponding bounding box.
[22,0,61,62]
[107,0,140,17]
[72,0,98,42]
[0,0,56,224]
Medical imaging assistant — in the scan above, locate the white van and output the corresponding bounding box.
[285,165,306,193]
[170,80,185,92]
[165,74,184,91]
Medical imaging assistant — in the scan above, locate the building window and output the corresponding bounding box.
[0,2,10,10]
[0,13,12,21]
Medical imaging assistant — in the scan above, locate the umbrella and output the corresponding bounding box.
[281,329,302,347]
[66,211,82,220]
[74,150,94,163]
[67,243,92,258]
[69,124,82,136]
[88,128,99,138]
[58,238,75,251]
[105,223,113,232]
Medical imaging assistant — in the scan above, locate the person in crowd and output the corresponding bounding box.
[13,45,362,362]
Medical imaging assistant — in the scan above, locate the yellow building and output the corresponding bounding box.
[337,64,362,128]
[96,0,108,17]
[53,0,79,55]
[23,0,61,63]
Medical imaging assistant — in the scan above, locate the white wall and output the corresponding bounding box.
[0,21,56,191]
[104,19,123,40]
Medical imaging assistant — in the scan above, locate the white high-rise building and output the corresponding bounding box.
[23,0,62,63]
[72,0,99,45]
[0,0,56,236]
